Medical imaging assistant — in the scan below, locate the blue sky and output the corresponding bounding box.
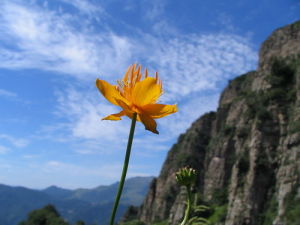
[0,0,299,189]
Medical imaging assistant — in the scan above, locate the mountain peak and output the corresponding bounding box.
[0,176,154,225]
[135,20,300,225]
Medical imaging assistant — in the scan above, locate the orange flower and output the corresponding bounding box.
[96,64,177,134]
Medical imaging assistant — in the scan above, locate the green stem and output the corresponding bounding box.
[109,113,137,225]
[181,185,192,225]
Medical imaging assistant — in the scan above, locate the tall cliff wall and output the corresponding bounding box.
[136,21,300,225]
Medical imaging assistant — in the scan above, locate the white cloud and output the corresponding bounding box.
[55,87,129,141]
[51,84,221,157]
[0,134,30,147]
[22,154,39,159]
[151,20,179,35]
[0,87,31,104]
[49,29,257,152]
[0,145,10,154]
[0,0,259,187]
[144,0,166,21]
[45,160,121,177]
[0,1,133,78]
[0,0,257,88]
[148,34,257,101]
[48,85,179,157]
[0,88,17,98]
[212,12,236,31]
[1,159,143,188]
[158,93,220,136]
[0,1,258,148]
[0,163,12,168]
[60,0,103,16]
[43,160,151,187]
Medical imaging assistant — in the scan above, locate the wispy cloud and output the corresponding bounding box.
[1,159,147,188]
[0,88,17,98]
[0,0,265,189]
[143,0,166,21]
[60,0,103,16]
[0,0,257,85]
[0,0,258,178]
[0,145,10,154]
[158,93,220,137]
[0,0,257,147]
[147,34,257,101]
[45,160,121,178]
[22,154,39,159]
[50,84,221,157]
[0,134,30,147]
[54,87,129,141]
[0,1,133,78]
[42,160,151,187]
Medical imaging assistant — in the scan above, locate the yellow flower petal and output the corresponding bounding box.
[96,79,126,106]
[132,77,162,106]
[142,104,178,118]
[139,113,159,134]
[114,100,143,122]
[102,111,125,120]
[114,99,136,117]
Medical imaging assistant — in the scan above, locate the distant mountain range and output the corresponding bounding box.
[0,176,154,225]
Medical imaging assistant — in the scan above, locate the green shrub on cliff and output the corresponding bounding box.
[284,185,300,225]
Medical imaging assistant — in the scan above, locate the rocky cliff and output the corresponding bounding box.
[132,21,300,225]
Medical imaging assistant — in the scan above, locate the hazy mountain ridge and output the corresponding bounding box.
[0,176,154,225]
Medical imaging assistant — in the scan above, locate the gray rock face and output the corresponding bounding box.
[137,21,300,225]
[139,112,216,223]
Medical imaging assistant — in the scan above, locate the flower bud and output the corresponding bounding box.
[175,167,197,187]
